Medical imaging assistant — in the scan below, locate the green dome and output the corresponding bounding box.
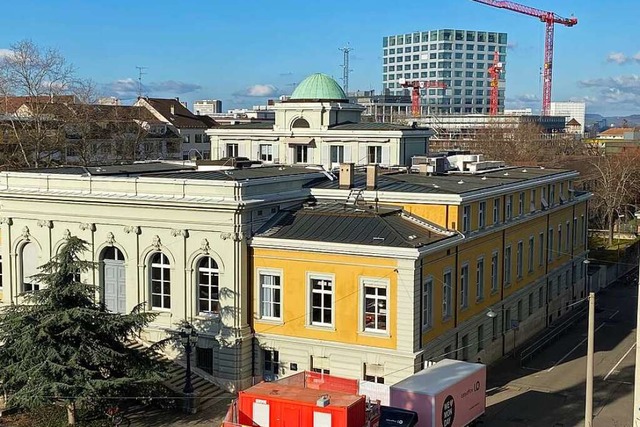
[290,73,347,101]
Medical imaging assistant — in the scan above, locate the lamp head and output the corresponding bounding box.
[486,309,498,318]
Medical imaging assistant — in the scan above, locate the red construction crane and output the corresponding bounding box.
[398,78,447,117]
[471,0,577,115]
[487,50,503,115]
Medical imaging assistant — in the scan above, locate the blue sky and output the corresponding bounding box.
[2,0,639,115]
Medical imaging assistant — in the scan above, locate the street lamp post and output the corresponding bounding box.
[179,323,198,413]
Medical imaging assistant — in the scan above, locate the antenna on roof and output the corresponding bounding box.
[135,66,147,98]
[339,45,353,96]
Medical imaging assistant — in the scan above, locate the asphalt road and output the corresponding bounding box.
[484,281,638,427]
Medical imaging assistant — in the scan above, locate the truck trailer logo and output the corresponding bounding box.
[442,395,455,427]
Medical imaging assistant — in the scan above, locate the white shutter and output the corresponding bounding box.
[382,145,391,166]
[237,142,246,157]
[272,143,280,163]
[322,144,330,168]
[344,145,352,162]
[358,145,367,165]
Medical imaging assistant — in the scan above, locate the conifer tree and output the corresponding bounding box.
[0,237,169,425]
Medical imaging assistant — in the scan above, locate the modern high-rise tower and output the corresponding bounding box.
[382,29,508,115]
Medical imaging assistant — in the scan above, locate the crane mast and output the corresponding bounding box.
[471,0,577,115]
[488,51,503,115]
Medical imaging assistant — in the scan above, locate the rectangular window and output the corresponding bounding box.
[183,134,190,144]
[558,224,562,258]
[460,264,469,308]
[557,274,562,296]
[539,232,544,266]
[504,246,512,286]
[581,215,585,245]
[517,300,523,321]
[548,228,554,261]
[530,189,537,212]
[364,363,385,384]
[259,144,273,162]
[491,251,499,293]
[364,283,387,332]
[330,145,344,164]
[565,221,570,251]
[310,276,333,327]
[538,287,544,308]
[443,270,452,318]
[573,217,578,245]
[461,334,469,361]
[516,241,523,279]
[550,184,555,206]
[368,146,382,164]
[477,324,484,351]
[226,143,239,157]
[528,293,533,316]
[259,272,281,320]
[528,236,534,273]
[422,278,433,329]
[310,356,330,374]
[519,192,525,216]
[492,316,498,340]
[493,198,500,224]
[478,201,486,228]
[295,145,308,163]
[506,195,513,221]
[462,205,471,232]
[504,308,512,332]
[0,255,3,289]
[476,258,484,301]
[195,133,203,144]
[263,349,279,375]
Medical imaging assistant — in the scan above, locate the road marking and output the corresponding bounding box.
[547,323,606,372]
[604,342,636,381]
[609,310,620,320]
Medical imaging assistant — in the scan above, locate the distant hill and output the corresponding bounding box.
[586,113,640,128]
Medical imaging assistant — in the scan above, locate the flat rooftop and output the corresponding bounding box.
[241,381,362,408]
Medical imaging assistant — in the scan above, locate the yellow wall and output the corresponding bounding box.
[398,203,458,230]
[252,248,398,350]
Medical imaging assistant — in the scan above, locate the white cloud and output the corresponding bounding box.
[606,52,628,64]
[237,84,278,97]
[0,48,14,59]
[102,78,202,100]
[577,74,640,112]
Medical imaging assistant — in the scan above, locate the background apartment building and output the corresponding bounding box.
[549,101,586,135]
[382,29,508,115]
[194,99,223,116]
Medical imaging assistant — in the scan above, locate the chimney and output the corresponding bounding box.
[170,104,175,115]
[366,164,378,190]
[339,163,354,189]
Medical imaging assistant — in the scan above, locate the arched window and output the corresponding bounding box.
[150,252,171,309]
[21,242,39,292]
[198,257,219,314]
[291,118,310,129]
[103,246,124,261]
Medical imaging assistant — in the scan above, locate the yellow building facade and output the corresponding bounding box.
[251,165,590,385]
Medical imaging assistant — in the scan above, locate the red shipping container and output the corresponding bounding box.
[237,381,366,427]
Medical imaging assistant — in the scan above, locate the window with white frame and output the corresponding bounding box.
[330,145,344,164]
[548,228,554,262]
[573,217,578,245]
[580,215,585,245]
[259,144,273,162]
[259,271,281,320]
[518,192,525,216]
[460,264,469,308]
[198,257,220,314]
[493,198,500,224]
[226,143,239,158]
[478,201,486,228]
[462,205,471,232]
[541,187,548,209]
[310,276,333,326]
[491,251,498,293]
[530,189,537,212]
[21,242,39,292]
[364,363,385,384]
[368,146,382,164]
[558,223,562,257]
[364,282,388,332]
[539,232,544,266]
[550,184,555,206]
[263,349,279,376]
[295,145,309,163]
[560,182,565,202]
[422,277,433,329]
[443,270,452,318]
[516,240,523,279]
[150,252,171,309]
[504,245,512,286]
[0,254,3,289]
[506,195,513,220]
[476,258,484,301]
[565,221,570,251]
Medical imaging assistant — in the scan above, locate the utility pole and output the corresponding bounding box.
[585,292,595,427]
[135,66,147,98]
[339,46,353,96]
[634,260,640,426]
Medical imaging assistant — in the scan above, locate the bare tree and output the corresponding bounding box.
[0,40,76,168]
[588,151,640,245]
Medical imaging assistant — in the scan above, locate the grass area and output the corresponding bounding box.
[589,235,640,263]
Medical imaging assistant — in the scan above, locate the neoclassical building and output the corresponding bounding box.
[206,73,433,169]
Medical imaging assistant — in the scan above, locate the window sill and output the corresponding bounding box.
[359,330,391,339]
[151,307,172,312]
[421,325,433,333]
[442,315,453,323]
[306,324,335,332]
[490,289,499,296]
[255,317,284,326]
[476,296,484,303]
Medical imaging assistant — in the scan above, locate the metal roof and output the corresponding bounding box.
[329,122,430,131]
[310,167,571,195]
[289,73,347,102]
[147,165,322,181]
[217,122,274,130]
[256,203,451,248]
[20,162,195,176]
